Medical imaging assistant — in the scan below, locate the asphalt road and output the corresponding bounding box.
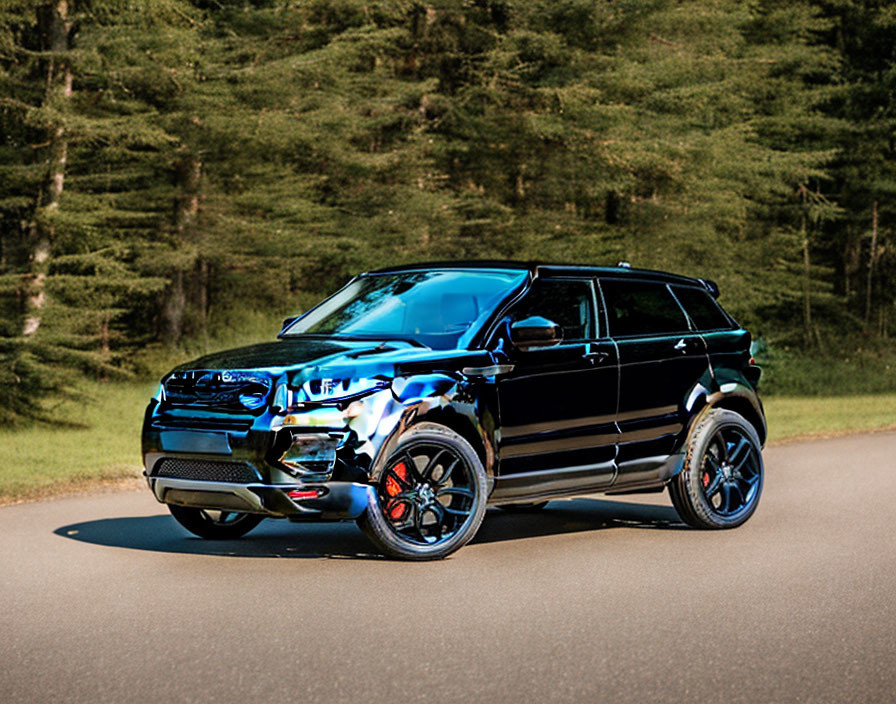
[2,432,895,704]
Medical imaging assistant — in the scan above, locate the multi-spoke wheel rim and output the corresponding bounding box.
[377,440,476,546]
[699,425,761,517]
[200,510,248,526]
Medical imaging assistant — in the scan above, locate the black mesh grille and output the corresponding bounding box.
[153,459,260,483]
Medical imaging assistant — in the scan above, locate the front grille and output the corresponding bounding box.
[153,459,261,484]
[164,370,271,410]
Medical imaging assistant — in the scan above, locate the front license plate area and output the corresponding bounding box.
[159,430,232,455]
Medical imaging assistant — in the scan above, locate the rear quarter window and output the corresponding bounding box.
[600,279,689,337]
[671,286,734,331]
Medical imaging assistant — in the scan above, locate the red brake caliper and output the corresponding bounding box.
[702,471,710,488]
[385,462,409,521]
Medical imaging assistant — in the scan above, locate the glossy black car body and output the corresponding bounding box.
[142,262,765,558]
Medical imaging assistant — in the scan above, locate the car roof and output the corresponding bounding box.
[368,260,711,290]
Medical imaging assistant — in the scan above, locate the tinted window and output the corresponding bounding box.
[671,286,733,331]
[510,279,596,340]
[600,279,689,337]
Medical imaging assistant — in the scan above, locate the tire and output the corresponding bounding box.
[358,423,488,560]
[669,409,764,529]
[497,501,549,512]
[168,504,264,539]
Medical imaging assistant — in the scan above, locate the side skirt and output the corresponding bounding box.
[488,461,615,505]
[487,453,683,505]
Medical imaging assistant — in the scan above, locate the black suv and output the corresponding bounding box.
[142,262,765,559]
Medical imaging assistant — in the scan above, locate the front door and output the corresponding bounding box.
[493,278,619,497]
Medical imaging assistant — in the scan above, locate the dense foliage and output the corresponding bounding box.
[1,0,894,422]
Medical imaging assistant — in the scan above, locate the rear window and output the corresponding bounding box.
[671,286,733,331]
[600,279,689,337]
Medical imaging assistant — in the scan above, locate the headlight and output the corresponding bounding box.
[271,382,289,413]
[293,377,389,403]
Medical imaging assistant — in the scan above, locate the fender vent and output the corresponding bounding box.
[153,459,261,484]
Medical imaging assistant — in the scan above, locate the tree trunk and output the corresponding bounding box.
[801,209,813,347]
[23,1,73,338]
[843,229,861,298]
[162,151,202,341]
[865,200,878,328]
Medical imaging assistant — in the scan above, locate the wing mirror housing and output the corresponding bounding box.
[509,316,563,349]
[280,316,298,334]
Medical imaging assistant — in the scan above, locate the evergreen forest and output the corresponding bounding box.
[2,0,895,424]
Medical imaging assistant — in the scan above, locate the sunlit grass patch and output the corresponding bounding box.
[0,381,155,503]
[764,394,896,443]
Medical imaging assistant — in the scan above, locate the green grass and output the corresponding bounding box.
[758,347,896,396]
[0,381,155,503]
[763,394,896,444]
[1,380,895,504]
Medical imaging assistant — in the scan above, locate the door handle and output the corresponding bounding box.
[584,344,610,363]
[674,338,688,352]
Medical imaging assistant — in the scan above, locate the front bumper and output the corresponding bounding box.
[148,475,374,520]
[143,397,378,520]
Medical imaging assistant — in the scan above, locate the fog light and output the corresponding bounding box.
[280,433,338,477]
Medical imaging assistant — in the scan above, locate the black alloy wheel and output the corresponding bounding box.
[168,504,264,539]
[699,426,761,516]
[359,424,487,560]
[669,409,764,529]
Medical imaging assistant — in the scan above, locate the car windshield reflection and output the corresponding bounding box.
[281,270,527,350]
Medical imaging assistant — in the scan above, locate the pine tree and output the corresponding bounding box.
[0,0,196,422]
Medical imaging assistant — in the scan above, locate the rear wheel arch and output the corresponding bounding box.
[710,395,766,446]
[682,385,766,449]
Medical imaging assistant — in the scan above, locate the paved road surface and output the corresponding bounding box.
[2,432,895,703]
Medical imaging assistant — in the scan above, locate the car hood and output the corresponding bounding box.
[171,337,489,384]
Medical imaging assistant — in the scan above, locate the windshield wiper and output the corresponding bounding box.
[285,333,429,349]
[348,336,429,350]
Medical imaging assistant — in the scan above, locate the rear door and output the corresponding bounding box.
[495,277,619,488]
[599,278,711,483]
[669,284,745,377]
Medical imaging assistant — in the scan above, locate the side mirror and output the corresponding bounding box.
[280,316,298,333]
[509,316,563,349]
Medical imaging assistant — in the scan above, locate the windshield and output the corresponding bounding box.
[282,269,527,349]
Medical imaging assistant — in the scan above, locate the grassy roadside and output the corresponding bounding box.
[764,394,896,444]
[0,382,155,504]
[1,385,895,505]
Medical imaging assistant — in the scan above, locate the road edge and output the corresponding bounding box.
[3,424,896,508]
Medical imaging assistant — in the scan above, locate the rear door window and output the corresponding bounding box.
[600,279,689,337]
[671,285,733,331]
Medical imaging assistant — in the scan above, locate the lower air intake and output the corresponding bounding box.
[153,459,260,484]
